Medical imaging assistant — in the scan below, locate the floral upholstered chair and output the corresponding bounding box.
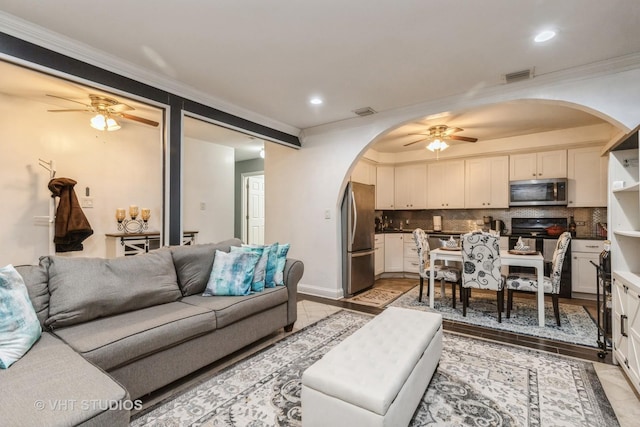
[460,231,505,322]
[412,228,461,305]
[506,231,571,326]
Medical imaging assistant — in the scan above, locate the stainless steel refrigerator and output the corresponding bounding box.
[342,182,375,296]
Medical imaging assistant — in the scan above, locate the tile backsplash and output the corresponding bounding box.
[379,206,606,237]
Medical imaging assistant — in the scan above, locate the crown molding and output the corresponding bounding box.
[0,12,300,137]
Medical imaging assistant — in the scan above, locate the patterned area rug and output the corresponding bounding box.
[389,286,600,347]
[131,310,619,427]
[343,287,404,307]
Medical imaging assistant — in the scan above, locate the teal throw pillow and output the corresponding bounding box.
[203,250,260,296]
[0,264,42,369]
[263,242,279,288]
[231,245,266,292]
[274,243,290,286]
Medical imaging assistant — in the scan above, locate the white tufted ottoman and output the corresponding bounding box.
[301,307,442,427]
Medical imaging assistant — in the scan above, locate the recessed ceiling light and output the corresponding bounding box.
[534,30,556,43]
[309,97,323,105]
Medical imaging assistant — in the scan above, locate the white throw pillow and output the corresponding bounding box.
[0,264,42,369]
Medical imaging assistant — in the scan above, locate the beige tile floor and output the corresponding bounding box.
[296,299,640,427]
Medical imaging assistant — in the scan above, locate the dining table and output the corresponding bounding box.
[428,247,546,327]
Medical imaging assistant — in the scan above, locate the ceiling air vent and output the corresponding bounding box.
[353,107,377,117]
[502,68,534,84]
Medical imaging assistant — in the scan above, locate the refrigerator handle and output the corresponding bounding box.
[351,190,358,244]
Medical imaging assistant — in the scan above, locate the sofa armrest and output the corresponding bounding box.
[283,258,304,327]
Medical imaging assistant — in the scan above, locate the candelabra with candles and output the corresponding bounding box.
[116,205,150,233]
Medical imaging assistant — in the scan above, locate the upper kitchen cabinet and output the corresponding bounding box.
[567,146,608,207]
[395,164,427,209]
[510,150,567,180]
[465,156,509,208]
[376,165,395,209]
[427,160,465,209]
[351,159,376,185]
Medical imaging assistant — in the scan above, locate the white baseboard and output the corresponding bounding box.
[297,283,344,300]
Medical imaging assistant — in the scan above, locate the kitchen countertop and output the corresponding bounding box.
[376,229,606,240]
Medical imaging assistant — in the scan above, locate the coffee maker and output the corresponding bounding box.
[482,216,493,231]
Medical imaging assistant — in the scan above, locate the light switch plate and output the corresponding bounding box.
[81,198,94,208]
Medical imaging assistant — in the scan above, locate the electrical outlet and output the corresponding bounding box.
[200,202,206,210]
[405,219,409,225]
[576,221,585,226]
[80,198,94,208]
[324,209,331,219]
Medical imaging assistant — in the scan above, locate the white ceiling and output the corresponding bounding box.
[1,1,639,153]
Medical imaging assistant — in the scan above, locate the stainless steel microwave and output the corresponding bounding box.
[509,178,568,206]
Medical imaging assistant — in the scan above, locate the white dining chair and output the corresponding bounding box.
[506,231,571,326]
[412,228,461,305]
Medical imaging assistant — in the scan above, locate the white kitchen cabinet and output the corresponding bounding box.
[351,159,376,185]
[376,165,395,210]
[567,146,608,207]
[384,233,404,272]
[509,150,567,180]
[403,233,420,274]
[571,240,602,295]
[613,272,640,392]
[395,164,427,209]
[427,160,465,209]
[374,234,385,276]
[465,156,509,208]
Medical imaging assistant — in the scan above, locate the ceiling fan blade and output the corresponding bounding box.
[403,138,428,147]
[46,94,91,108]
[448,135,478,142]
[120,113,160,127]
[442,127,463,136]
[108,103,134,113]
[47,109,92,113]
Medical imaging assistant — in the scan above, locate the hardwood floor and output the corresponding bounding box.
[299,277,612,364]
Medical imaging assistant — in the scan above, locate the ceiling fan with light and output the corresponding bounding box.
[403,125,478,155]
[46,94,160,131]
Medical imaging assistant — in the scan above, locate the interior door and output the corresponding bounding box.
[247,175,265,245]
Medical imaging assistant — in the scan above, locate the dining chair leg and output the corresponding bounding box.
[552,294,561,326]
[418,277,424,302]
[462,287,467,317]
[451,281,456,309]
[497,289,503,323]
[506,289,513,318]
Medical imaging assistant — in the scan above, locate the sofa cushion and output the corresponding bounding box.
[170,238,242,296]
[182,286,288,328]
[53,302,216,371]
[15,259,50,327]
[45,250,181,328]
[0,265,42,369]
[0,332,129,426]
[203,250,259,296]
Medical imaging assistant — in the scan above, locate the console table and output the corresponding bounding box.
[105,231,198,258]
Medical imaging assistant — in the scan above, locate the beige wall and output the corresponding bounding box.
[0,93,163,264]
[267,67,640,299]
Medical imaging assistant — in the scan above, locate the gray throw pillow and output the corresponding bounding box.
[45,249,181,328]
[170,238,242,296]
[15,258,50,327]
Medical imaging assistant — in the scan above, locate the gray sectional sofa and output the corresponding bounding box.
[0,238,303,426]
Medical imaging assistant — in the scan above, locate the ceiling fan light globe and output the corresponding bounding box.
[426,139,448,152]
[90,113,106,130]
[106,117,121,131]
